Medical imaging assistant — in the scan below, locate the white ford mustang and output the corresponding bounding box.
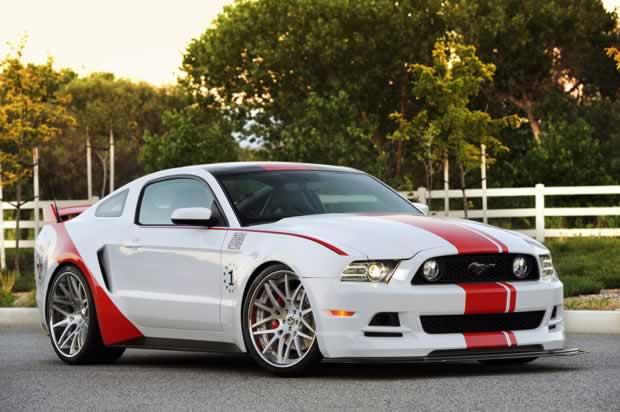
[35,162,581,375]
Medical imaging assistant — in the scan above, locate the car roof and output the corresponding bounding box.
[201,162,362,176]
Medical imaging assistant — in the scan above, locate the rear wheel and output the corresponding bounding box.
[479,357,538,365]
[47,265,125,364]
[242,264,322,376]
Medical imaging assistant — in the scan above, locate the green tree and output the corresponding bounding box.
[607,47,620,71]
[140,108,238,172]
[449,0,620,143]
[182,0,445,180]
[56,73,186,198]
[0,46,75,272]
[391,40,518,215]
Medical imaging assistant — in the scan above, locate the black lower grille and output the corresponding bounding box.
[421,311,545,334]
[412,254,540,284]
[369,312,400,327]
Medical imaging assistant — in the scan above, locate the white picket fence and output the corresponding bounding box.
[401,184,620,241]
[0,184,619,259]
[0,200,90,250]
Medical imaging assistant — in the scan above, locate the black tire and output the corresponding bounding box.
[479,357,538,365]
[242,264,322,376]
[46,265,125,365]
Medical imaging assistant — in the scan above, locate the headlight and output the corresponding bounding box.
[341,260,399,283]
[539,254,558,281]
[422,259,441,282]
[512,256,530,279]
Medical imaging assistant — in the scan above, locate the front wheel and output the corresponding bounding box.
[47,265,125,364]
[242,264,322,376]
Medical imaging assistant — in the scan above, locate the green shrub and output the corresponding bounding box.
[0,290,15,307]
[560,276,605,298]
[547,237,620,297]
[4,248,35,292]
[13,272,35,292]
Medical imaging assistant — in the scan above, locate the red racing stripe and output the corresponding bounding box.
[459,283,508,314]
[460,224,509,253]
[464,332,509,349]
[139,226,349,256]
[379,215,501,254]
[53,224,144,345]
[507,331,518,346]
[500,282,517,313]
[209,227,348,256]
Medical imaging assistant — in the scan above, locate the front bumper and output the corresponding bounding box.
[304,274,567,359]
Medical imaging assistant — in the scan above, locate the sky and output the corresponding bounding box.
[0,0,618,86]
[0,0,234,85]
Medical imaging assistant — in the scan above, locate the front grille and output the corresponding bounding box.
[412,254,539,284]
[421,311,545,334]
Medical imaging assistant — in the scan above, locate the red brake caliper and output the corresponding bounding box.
[272,296,285,329]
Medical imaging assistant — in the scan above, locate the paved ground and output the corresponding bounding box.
[0,326,618,411]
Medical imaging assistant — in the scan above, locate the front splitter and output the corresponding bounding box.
[323,346,586,364]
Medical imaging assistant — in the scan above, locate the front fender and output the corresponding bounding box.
[218,229,362,352]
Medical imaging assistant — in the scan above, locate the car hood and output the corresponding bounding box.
[254,214,540,259]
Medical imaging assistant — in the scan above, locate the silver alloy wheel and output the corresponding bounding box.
[49,271,89,358]
[248,270,316,368]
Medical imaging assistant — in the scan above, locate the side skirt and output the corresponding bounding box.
[110,337,242,354]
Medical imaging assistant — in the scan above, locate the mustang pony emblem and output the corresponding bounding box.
[467,262,496,276]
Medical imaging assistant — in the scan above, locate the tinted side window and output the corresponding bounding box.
[95,190,129,217]
[138,178,217,225]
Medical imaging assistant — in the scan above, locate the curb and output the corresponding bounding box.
[1,308,619,334]
[564,310,620,335]
[0,308,40,327]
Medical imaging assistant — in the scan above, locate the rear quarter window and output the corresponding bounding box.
[95,190,129,217]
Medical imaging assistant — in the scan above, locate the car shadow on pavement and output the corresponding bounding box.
[68,350,582,379]
[314,361,581,379]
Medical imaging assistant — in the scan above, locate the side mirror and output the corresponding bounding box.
[413,202,430,216]
[170,207,213,226]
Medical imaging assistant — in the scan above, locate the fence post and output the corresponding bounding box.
[481,144,488,224]
[109,128,115,193]
[417,186,428,205]
[86,131,93,200]
[33,148,40,238]
[443,156,450,216]
[535,183,545,241]
[0,163,5,270]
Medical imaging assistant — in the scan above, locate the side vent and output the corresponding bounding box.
[97,247,112,292]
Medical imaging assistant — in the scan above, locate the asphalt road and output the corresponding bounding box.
[0,326,618,411]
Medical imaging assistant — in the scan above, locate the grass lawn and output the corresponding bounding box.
[546,237,620,297]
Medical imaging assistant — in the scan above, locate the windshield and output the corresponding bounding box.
[217,170,421,226]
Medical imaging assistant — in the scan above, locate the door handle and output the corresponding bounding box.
[121,241,141,249]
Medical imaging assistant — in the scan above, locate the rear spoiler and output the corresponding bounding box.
[44,203,92,224]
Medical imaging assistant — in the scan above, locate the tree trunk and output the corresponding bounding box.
[395,140,402,178]
[14,181,21,274]
[458,160,468,219]
[423,160,433,204]
[96,151,108,198]
[394,74,408,178]
[503,94,541,144]
[525,107,541,144]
